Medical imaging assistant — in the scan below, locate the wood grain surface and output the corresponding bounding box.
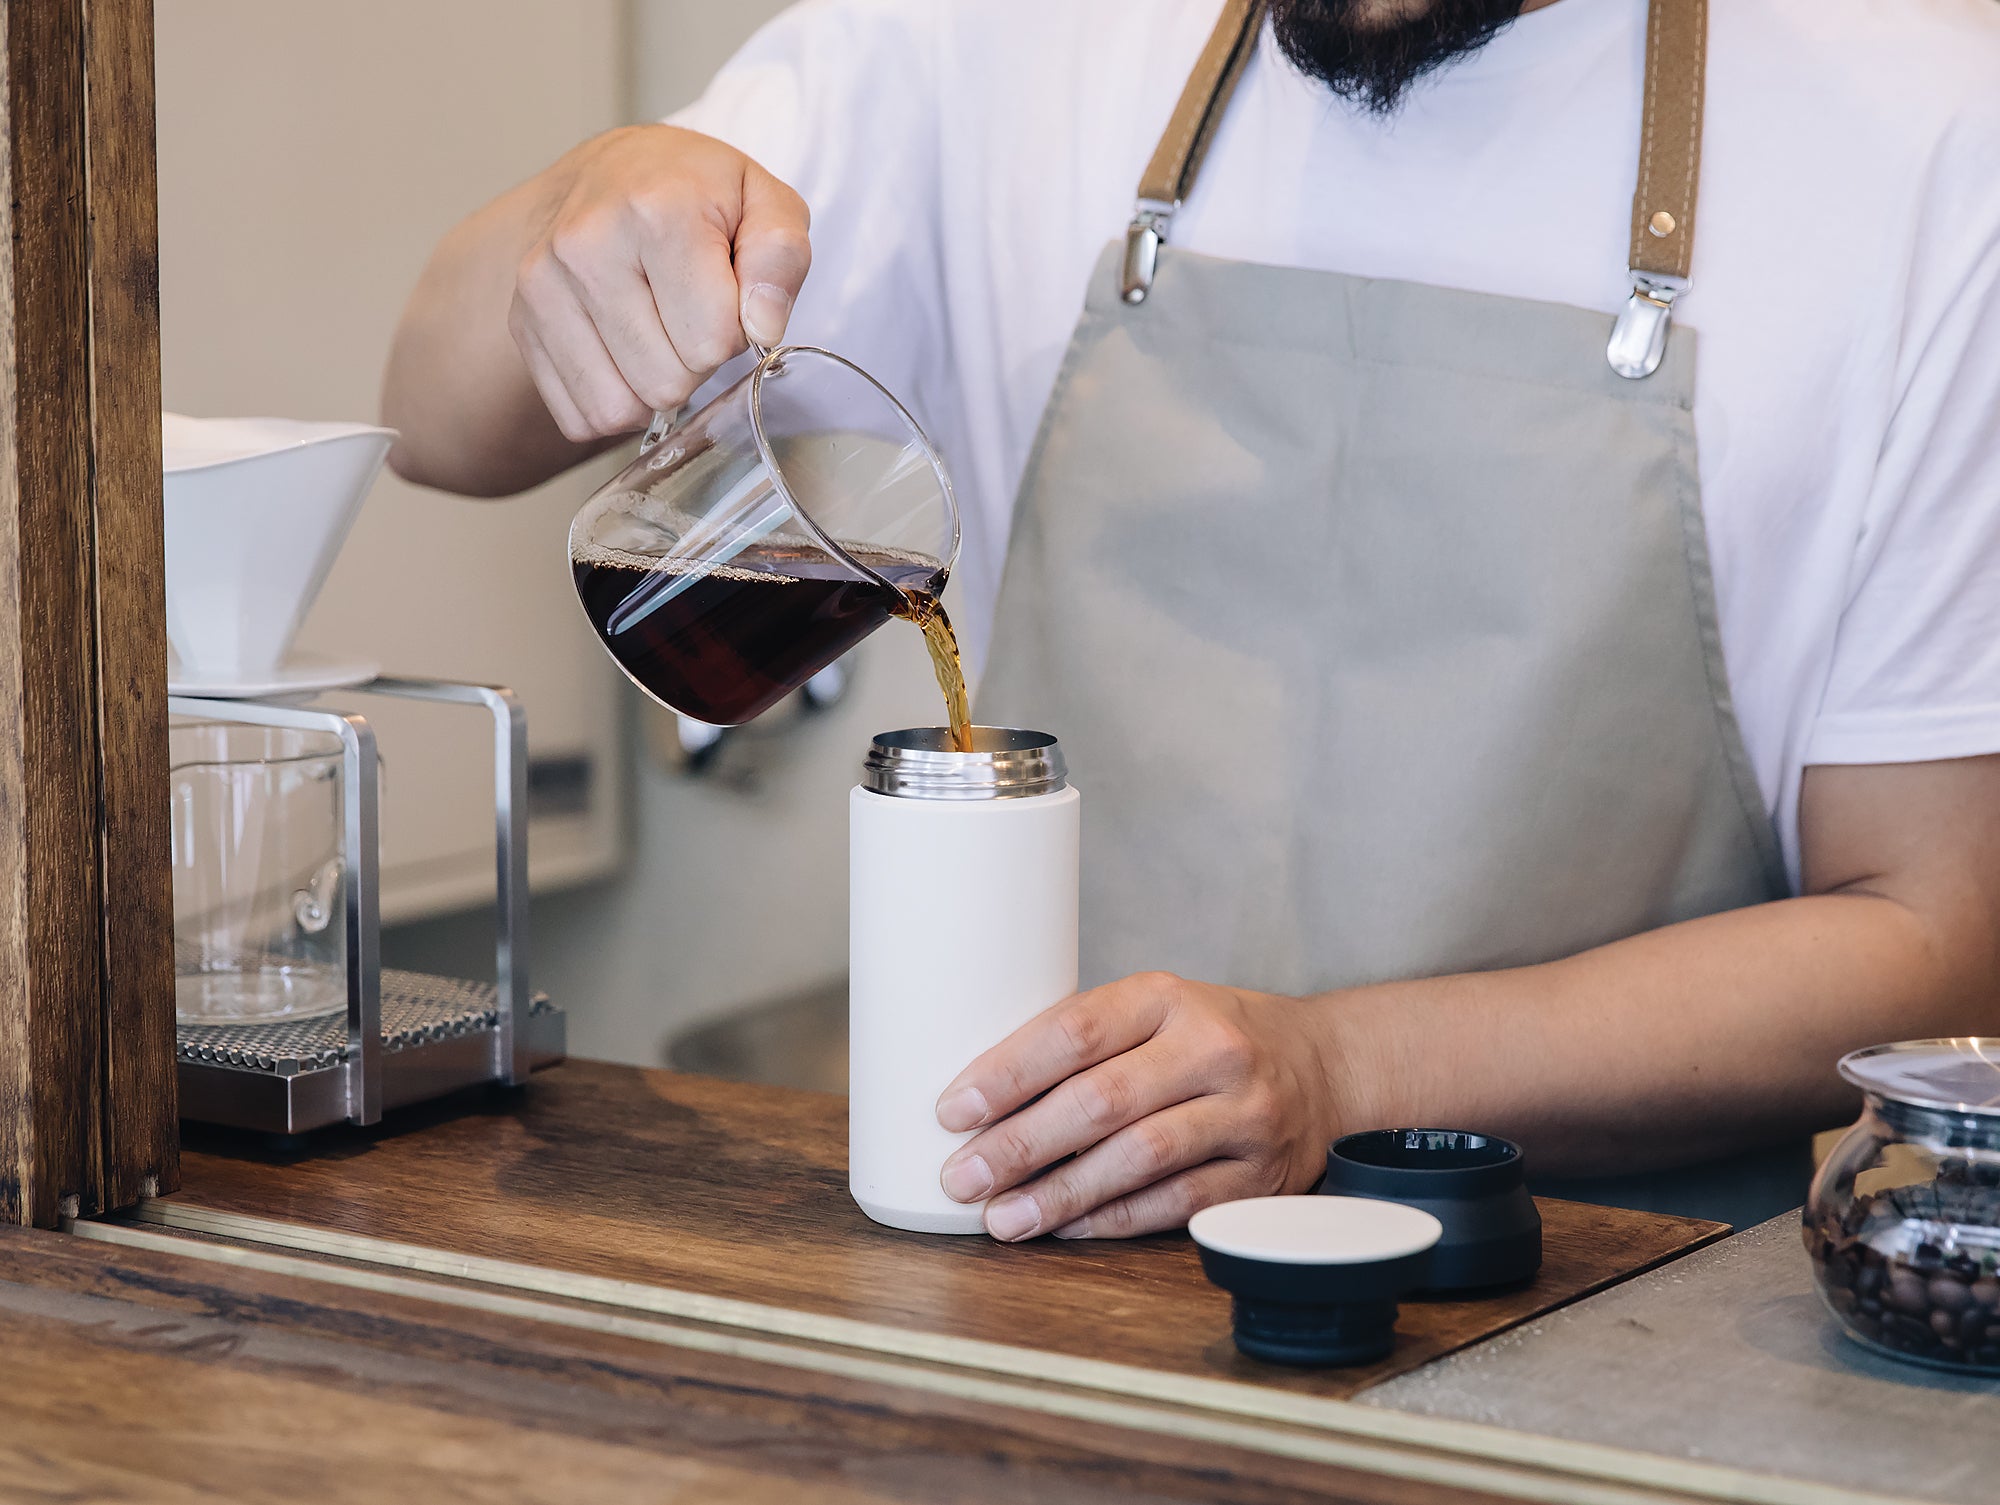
[83,0,178,1210]
[170,1061,1726,1400]
[0,0,176,1226]
[0,0,110,1227]
[0,1225,1540,1505]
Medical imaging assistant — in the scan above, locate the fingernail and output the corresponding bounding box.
[741,282,792,347]
[936,1086,989,1132]
[940,1154,993,1203]
[1053,1219,1094,1240]
[985,1193,1041,1242]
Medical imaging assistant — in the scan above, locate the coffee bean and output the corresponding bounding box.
[1929,1275,1975,1312]
[1887,1311,1932,1343]
[1805,1189,2000,1372]
[1888,1270,1932,1315]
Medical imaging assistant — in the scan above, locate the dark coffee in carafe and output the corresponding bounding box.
[573,538,973,748]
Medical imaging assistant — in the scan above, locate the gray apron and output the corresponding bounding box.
[977,0,1807,1227]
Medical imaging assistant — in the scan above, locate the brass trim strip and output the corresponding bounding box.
[78,1204,1919,1505]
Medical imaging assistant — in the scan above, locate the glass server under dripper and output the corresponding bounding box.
[168,677,565,1135]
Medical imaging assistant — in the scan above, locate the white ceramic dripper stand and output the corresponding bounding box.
[162,413,561,1132]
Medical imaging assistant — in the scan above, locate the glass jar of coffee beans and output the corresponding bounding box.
[1805,1039,2000,1375]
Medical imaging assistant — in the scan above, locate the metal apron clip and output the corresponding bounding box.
[1121,199,1177,305]
[1606,271,1688,380]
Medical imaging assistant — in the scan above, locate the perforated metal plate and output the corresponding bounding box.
[177,969,554,1076]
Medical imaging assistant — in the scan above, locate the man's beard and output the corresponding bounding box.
[1269,0,1529,115]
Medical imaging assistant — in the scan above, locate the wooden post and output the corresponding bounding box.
[0,0,176,1227]
[84,0,177,1214]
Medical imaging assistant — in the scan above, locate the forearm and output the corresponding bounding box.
[1325,890,2000,1177]
[940,762,2000,1239]
[382,173,610,496]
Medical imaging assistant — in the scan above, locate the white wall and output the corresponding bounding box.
[627,0,789,123]
[155,1,631,920]
[383,0,952,1068]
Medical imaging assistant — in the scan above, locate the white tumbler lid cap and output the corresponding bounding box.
[1190,1196,1444,1266]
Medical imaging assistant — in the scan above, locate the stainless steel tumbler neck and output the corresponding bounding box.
[862,728,1067,801]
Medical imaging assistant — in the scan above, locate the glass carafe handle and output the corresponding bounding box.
[638,342,776,453]
[638,408,679,453]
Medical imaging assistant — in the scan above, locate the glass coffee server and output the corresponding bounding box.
[168,678,565,1134]
[568,343,959,726]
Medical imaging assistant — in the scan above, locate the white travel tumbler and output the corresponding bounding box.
[849,728,1080,1234]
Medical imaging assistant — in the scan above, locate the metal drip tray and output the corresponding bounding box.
[177,970,566,1134]
[179,970,559,1074]
[169,679,562,1136]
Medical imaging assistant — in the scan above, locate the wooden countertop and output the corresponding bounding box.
[158,1060,1725,1403]
[17,1061,1752,1503]
[0,1226,1528,1505]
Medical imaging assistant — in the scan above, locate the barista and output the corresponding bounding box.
[383,0,2000,1231]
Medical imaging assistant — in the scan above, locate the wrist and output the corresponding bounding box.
[1305,984,1404,1143]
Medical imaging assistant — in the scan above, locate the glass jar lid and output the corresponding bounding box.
[1839,1038,2000,1116]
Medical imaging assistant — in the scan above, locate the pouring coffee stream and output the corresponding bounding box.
[568,344,972,748]
[896,592,973,754]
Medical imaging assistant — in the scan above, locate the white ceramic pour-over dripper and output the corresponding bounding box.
[163,414,394,696]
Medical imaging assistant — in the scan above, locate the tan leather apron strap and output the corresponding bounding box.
[1628,0,1705,280]
[1608,0,1708,378]
[1138,0,1266,211]
[1121,0,1266,304]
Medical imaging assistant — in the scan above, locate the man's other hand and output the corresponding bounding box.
[934,973,1343,1241]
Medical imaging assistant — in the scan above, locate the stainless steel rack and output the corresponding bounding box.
[168,678,565,1134]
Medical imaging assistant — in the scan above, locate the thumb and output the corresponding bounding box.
[734,162,813,348]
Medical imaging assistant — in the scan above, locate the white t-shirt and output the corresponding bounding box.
[671,0,2000,881]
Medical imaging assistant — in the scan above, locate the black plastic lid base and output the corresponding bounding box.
[1230,1296,1399,1367]
[1320,1128,1541,1294]
[1425,1226,1542,1292]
